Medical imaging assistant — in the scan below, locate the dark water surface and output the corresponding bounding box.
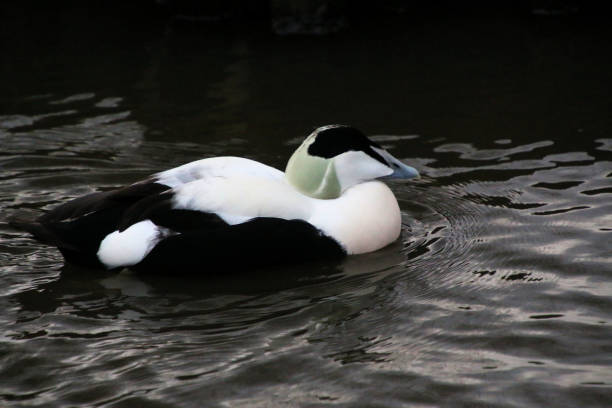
[1,5,611,407]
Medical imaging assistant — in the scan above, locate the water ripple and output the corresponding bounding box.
[1,103,611,407]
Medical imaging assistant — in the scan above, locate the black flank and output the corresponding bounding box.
[132,218,346,274]
[149,209,227,233]
[116,191,175,231]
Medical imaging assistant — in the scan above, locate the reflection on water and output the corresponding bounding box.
[1,7,611,408]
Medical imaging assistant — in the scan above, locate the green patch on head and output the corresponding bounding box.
[285,136,341,199]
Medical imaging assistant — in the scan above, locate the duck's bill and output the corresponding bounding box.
[375,148,420,180]
[386,161,419,179]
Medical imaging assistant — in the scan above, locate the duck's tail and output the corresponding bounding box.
[9,211,107,268]
[8,211,64,247]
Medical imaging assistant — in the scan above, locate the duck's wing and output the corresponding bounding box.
[10,180,171,252]
[19,156,283,229]
[154,156,285,188]
[37,180,171,225]
[11,179,220,268]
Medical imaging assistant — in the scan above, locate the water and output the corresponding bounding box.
[1,5,611,407]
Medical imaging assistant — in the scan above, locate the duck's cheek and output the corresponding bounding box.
[333,151,392,191]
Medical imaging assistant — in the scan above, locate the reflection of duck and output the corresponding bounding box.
[12,125,419,273]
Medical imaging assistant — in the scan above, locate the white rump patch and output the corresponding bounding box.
[97,220,173,269]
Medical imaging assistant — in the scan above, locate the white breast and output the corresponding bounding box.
[308,181,402,254]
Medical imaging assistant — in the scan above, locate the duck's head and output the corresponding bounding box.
[285,125,420,199]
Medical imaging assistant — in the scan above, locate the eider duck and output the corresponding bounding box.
[12,125,419,273]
